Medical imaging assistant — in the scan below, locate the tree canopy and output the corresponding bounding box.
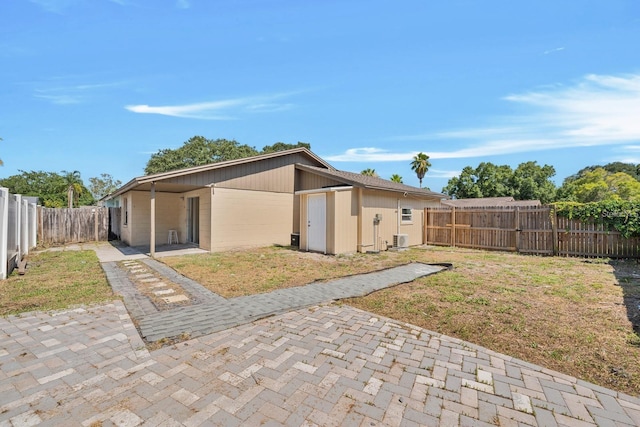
[144,136,312,175]
[360,168,378,177]
[0,170,94,207]
[89,173,122,200]
[557,167,640,203]
[442,161,557,204]
[390,174,403,183]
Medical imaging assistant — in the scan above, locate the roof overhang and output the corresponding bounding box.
[295,186,354,195]
[104,147,332,201]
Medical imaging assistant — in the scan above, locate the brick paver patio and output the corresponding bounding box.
[1,242,639,426]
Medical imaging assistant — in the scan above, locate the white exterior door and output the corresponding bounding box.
[307,194,326,253]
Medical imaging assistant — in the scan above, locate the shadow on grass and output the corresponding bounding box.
[609,259,640,343]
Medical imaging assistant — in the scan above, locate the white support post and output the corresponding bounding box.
[150,182,156,258]
[14,194,21,261]
[21,198,29,256]
[28,203,37,249]
[0,188,8,279]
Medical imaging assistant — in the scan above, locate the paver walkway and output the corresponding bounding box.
[103,258,446,342]
[2,242,639,426]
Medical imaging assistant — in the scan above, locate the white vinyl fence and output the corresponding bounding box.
[0,188,38,279]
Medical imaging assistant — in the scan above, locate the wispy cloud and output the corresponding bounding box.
[543,47,565,55]
[29,0,130,13]
[29,0,77,13]
[34,81,126,105]
[125,93,297,119]
[328,73,640,162]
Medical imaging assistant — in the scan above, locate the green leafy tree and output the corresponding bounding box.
[0,170,94,207]
[410,152,431,188]
[443,161,557,203]
[144,137,314,175]
[261,141,310,153]
[361,168,378,177]
[558,168,640,202]
[390,174,403,183]
[567,162,640,182]
[442,166,483,199]
[89,173,122,199]
[145,136,259,175]
[510,161,557,204]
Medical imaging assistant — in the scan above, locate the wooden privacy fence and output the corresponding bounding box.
[38,206,121,245]
[424,206,640,258]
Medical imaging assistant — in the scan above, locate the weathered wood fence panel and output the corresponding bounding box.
[38,206,111,244]
[425,206,640,258]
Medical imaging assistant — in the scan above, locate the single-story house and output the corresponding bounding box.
[105,148,447,255]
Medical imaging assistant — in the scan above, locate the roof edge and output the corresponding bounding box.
[104,147,333,200]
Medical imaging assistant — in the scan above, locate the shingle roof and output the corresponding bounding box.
[296,164,448,199]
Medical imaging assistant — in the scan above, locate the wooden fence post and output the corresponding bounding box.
[514,207,520,253]
[94,208,99,242]
[423,208,428,245]
[451,207,456,247]
[551,206,558,256]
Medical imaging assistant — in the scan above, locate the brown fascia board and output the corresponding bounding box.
[295,164,448,199]
[104,148,333,200]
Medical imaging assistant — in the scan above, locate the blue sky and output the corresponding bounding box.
[2,0,640,193]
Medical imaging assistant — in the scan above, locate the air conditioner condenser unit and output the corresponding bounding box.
[393,234,409,248]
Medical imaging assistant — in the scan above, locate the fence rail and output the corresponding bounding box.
[424,206,640,258]
[38,206,112,245]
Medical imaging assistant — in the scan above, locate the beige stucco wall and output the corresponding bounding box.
[299,188,442,255]
[326,189,358,254]
[121,190,183,247]
[179,188,212,251]
[210,187,294,251]
[362,190,441,249]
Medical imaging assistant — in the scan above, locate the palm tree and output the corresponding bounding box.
[390,174,403,183]
[410,152,431,188]
[361,168,378,177]
[62,170,83,208]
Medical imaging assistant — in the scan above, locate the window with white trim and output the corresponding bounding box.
[401,207,412,223]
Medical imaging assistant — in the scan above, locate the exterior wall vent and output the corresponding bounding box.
[393,234,409,248]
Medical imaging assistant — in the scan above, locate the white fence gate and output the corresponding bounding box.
[0,188,38,279]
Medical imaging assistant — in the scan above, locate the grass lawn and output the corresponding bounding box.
[0,250,115,316]
[162,245,640,396]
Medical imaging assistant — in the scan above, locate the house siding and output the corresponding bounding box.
[210,187,293,251]
[299,188,441,255]
[160,153,324,193]
[362,190,440,249]
[180,188,211,251]
[331,189,358,254]
[124,190,183,246]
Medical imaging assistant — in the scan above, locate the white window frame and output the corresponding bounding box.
[401,206,413,224]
